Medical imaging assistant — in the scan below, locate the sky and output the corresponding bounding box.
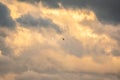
[0,0,120,80]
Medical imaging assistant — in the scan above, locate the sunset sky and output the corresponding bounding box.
[0,0,120,80]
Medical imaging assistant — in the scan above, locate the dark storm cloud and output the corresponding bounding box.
[18,0,120,24]
[16,14,61,33]
[0,2,15,28]
[88,0,120,25]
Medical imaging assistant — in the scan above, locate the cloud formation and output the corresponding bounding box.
[0,0,120,80]
[16,14,61,33]
[0,2,15,28]
[18,0,120,24]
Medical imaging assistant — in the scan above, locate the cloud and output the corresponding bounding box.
[38,5,120,58]
[0,54,13,74]
[0,73,16,80]
[15,71,120,80]
[47,0,120,24]
[3,25,119,74]
[18,0,41,3]
[0,1,120,80]
[0,28,14,56]
[60,36,84,57]
[16,14,61,33]
[18,0,120,24]
[0,52,28,75]
[5,27,120,75]
[0,2,15,28]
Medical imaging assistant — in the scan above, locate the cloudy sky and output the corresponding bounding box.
[0,0,120,80]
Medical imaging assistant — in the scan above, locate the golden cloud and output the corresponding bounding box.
[0,1,120,80]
